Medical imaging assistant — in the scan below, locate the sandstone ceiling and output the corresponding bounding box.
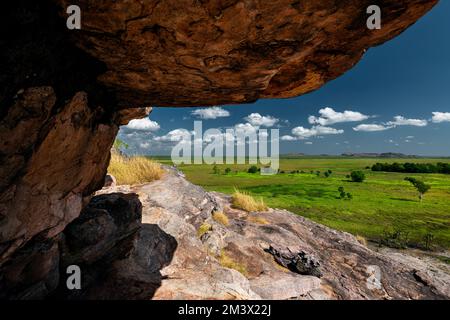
[54,0,438,107]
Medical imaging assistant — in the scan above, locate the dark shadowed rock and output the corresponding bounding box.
[267,244,323,278]
[104,174,117,188]
[56,192,142,299]
[0,236,60,300]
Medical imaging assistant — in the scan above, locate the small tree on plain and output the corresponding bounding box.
[248,165,259,174]
[350,171,366,182]
[404,177,431,202]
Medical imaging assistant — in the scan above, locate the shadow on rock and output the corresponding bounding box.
[51,193,177,300]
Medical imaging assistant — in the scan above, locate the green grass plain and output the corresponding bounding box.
[154,157,450,250]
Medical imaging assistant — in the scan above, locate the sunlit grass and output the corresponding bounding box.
[155,157,450,249]
[217,250,248,277]
[197,222,212,238]
[108,152,164,185]
[231,189,268,212]
[212,211,230,226]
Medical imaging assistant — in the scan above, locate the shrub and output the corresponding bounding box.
[224,167,232,174]
[108,153,164,185]
[232,189,268,212]
[212,211,229,226]
[212,165,221,174]
[380,228,409,249]
[337,186,352,200]
[315,171,321,177]
[338,186,346,199]
[350,171,366,182]
[248,165,259,174]
[423,233,435,251]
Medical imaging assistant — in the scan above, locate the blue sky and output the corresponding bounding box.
[119,1,450,156]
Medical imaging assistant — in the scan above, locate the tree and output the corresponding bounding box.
[404,177,431,202]
[350,171,366,182]
[225,167,232,175]
[113,138,129,154]
[248,165,259,174]
[338,187,346,199]
[212,165,220,175]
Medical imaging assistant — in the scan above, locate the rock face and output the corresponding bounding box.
[65,168,449,300]
[54,0,438,107]
[0,0,440,299]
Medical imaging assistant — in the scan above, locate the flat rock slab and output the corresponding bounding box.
[97,167,449,300]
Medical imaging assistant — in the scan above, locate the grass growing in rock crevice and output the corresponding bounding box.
[217,250,249,277]
[108,152,164,185]
[212,211,230,226]
[231,189,268,212]
[197,222,212,238]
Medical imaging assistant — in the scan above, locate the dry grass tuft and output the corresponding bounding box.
[212,211,229,226]
[247,216,269,225]
[356,235,368,246]
[218,250,248,276]
[197,222,212,238]
[231,189,268,212]
[108,153,164,185]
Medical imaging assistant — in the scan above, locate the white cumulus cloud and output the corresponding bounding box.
[244,113,279,127]
[292,125,344,139]
[387,116,427,127]
[353,124,391,132]
[281,135,297,141]
[191,107,230,119]
[308,107,370,126]
[124,118,160,131]
[153,129,191,142]
[432,112,450,123]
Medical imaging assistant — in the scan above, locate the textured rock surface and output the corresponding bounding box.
[0,0,440,298]
[54,0,438,107]
[81,168,449,300]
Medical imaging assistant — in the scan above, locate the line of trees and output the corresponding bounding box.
[371,162,450,174]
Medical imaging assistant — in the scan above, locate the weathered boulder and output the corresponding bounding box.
[267,244,323,278]
[56,192,143,299]
[79,167,448,300]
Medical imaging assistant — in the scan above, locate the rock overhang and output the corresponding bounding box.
[53,0,439,108]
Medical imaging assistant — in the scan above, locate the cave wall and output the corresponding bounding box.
[0,0,439,298]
